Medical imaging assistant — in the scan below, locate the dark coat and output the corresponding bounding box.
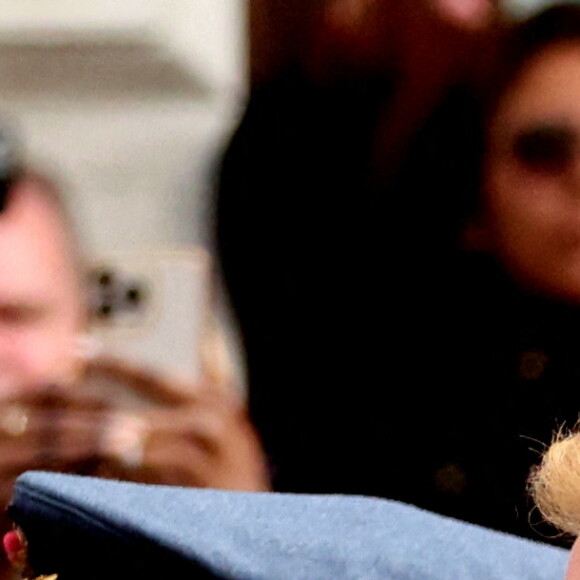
[214,67,580,546]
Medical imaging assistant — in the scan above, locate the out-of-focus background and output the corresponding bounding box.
[0,0,548,261]
[0,0,246,254]
[0,2,249,390]
[0,0,556,391]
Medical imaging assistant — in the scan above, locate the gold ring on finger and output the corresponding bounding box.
[0,405,29,437]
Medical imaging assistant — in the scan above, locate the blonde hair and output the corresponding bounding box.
[530,428,580,537]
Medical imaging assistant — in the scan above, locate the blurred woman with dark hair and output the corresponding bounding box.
[215,0,580,545]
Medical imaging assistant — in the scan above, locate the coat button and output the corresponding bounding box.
[434,462,467,495]
[519,349,548,380]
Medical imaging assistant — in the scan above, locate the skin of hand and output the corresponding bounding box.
[0,367,272,578]
[85,357,272,492]
[86,357,272,491]
[0,359,270,512]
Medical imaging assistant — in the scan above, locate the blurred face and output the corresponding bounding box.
[484,41,580,302]
[0,179,85,394]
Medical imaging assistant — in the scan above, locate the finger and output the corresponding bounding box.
[144,413,271,490]
[42,412,104,465]
[0,408,106,470]
[0,384,109,412]
[85,356,199,407]
[144,397,250,453]
[91,407,226,477]
[74,410,196,485]
[0,435,41,471]
[147,403,265,466]
[141,424,260,488]
[91,404,270,490]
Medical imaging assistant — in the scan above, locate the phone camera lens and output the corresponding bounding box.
[125,283,146,311]
[98,271,114,287]
[126,287,140,303]
[97,302,113,318]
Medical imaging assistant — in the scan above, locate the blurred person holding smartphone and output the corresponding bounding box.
[0,166,270,576]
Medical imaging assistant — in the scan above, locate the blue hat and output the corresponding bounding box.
[7,471,568,580]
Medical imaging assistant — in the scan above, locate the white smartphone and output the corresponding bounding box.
[85,247,211,392]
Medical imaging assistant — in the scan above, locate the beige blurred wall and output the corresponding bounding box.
[0,0,247,254]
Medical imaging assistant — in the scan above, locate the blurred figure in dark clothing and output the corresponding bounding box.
[215,0,580,546]
[216,0,497,514]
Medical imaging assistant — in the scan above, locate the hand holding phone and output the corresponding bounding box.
[86,247,211,391]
